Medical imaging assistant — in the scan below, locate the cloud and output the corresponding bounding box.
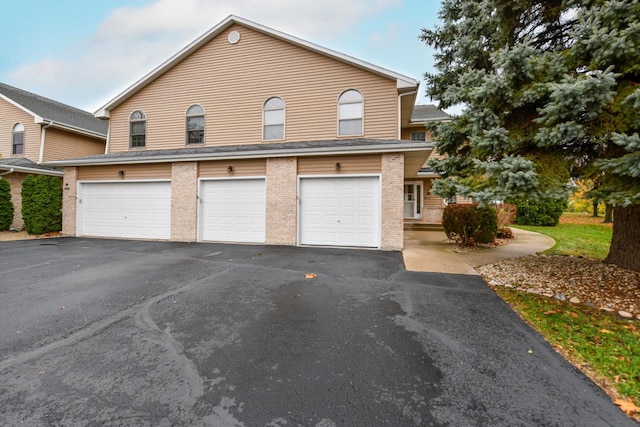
[7,0,400,111]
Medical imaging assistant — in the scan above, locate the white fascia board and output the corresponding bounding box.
[94,15,419,115]
[46,142,434,167]
[0,164,63,177]
[0,93,41,122]
[33,118,107,140]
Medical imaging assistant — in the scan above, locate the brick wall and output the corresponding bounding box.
[170,162,198,241]
[381,153,404,250]
[265,157,297,245]
[62,167,77,236]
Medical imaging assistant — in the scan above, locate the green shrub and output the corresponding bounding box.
[21,175,62,235]
[511,197,568,226]
[442,204,498,245]
[0,178,14,230]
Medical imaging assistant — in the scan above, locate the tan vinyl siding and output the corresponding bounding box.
[297,154,381,175]
[199,159,266,177]
[77,163,171,181]
[43,128,105,162]
[0,98,40,160]
[108,24,398,153]
[401,126,433,141]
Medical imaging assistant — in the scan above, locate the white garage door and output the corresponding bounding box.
[200,179,266,243]
[78,181,171,239]
[299,176,380,248]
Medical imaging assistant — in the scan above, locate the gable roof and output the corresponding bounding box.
[0,82,108,138]
[411,104,451,122]
[95,15,419,118]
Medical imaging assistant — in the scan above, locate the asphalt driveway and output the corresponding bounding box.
[0,238,635,426]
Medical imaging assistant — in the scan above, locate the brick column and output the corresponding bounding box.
[265,157,297,245]
[381,153,404,250]
[170,162,198,242]
[61,167,78,236]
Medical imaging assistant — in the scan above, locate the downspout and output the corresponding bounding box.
[0,168,15,176]
[104,121,110,154]
[397,91,417,139]
[38,120,54,164]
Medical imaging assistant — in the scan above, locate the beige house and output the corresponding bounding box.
[0,83,107,229]
[49,15,450,250]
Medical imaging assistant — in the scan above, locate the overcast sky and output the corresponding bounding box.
[0,0,445,113]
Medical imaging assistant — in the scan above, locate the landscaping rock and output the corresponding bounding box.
[554,294,567,301]
[618,310,633,319]
[569,297,581,304]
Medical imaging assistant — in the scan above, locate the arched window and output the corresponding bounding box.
[12,123,24,155]
[129,110,146,148]
[338,90,363,136]
[186,104,205,144]
[263,97,285,140]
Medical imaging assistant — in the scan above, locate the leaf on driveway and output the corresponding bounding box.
[614,398,640,415]
[304,273,317,279]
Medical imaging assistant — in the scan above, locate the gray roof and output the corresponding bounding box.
[0,82,108,137]
[0,157,63,175]
[46,138,434,166]
[411,104,450,122]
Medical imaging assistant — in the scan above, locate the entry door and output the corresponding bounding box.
[404,182,422,219]
[299,176,380,248]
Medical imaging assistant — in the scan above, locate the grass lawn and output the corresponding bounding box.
[513,212,613,260]
[496,213,640,417]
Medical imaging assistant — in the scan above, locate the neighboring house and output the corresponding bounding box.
[0,83,108,229]
[48,15,437,250]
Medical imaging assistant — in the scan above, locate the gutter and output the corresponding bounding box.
[0,165,63,177]
[46,142,434,167]
[34,117,107,140]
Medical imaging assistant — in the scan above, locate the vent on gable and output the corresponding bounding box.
[228,31,241,45]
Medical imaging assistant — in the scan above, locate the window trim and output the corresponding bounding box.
[262,97,285,141]
[12,123,24,155]
[410,131,426,141]
[129,110,147,148]
[337,89,364,137]
[185,104,206,145]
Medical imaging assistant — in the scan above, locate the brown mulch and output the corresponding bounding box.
[478,255,640,317]
[0,230,62,241]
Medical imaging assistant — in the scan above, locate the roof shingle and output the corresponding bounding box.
[0,82,108,136]
[411,104,450,122]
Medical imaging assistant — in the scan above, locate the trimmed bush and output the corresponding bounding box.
[511,197,567,226]
[0,178,14,230]
[21,175,62,235]
[442,204,498,245]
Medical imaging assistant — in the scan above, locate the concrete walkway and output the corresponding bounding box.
[403,228,556,275]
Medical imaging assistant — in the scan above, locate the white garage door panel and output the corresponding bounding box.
[300,177,380,248]
[200,179,266,243]
[79,182,171,239]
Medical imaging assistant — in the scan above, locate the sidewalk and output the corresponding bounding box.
[402,228,556,275]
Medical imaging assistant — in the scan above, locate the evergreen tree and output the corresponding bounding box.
[422,0,640,272]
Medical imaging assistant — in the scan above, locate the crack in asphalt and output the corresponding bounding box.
[0,268,236,374]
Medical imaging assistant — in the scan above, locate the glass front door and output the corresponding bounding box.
[404,182,422,219]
